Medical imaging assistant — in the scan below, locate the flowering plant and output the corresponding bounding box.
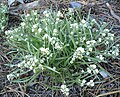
[5,9,119,96]
[0,3,8,33]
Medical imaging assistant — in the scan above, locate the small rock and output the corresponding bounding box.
[99,71,109,78]
[69,2,82,8]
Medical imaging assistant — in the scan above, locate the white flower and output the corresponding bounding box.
[98,38,102,42]
[53,29,57,33]
[40,58,45,63]
[90,64,96,69]
[91,40,96,44]
[1,26,4,30]
[55,42,62,50]
[80,79,86,87]
[10,36,13,39]
[33,12,37,15]
[81,70,84,73]
[33,57,38,63]
[53,29,58,36]
[108,33,114,37]
[103,29,109,33]
[7,74,14,81]
[88,47,93,52]
[56,18,60,22]
[53,67,56,71]
[42,34,50,40]
[70,60,74,64]
[76,41,78,45]
[68,8,74,13]
[33,24,37,29]
[40,47,50,55]
[30,65,33,70]
[39,64,44,70]
[70,23,78,29]
[57,11,63,17]
[25,38,28,41]
[76,47,85,53]
[21,33,23,36]
[86,41,90,44]
[116,44,119,47]
[60,84,69,96]
[86,40,96,46]
[87,68,92,73]
[86,52,90,55]
[43,10,50,17]
[17,60,25,67]
[26,14,30,17]
[88,58,91,61]
[83,37,86,41]
[112,48,119,56]
[32,28,35,32]
[99,55,104,60]
[81,19,86,24]
[16,74,20,77]
[5,30,12,35]
[101,33,106,36]
[91,19,96,23]
[38,28,42,33]
[21,22,25,27]
[86,80,94,87]
[70,47,85,63]
[93,69,99,74]
[96,55,104,60]
[70,31,74,35]
[110,37,114,41]
[105,41,109,44]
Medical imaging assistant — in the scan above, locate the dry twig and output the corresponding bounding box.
[106,3,120,23]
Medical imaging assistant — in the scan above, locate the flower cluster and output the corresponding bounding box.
[80,79,86,87]
[42,34,64,50]
[40,47,50,56]
[70,47,85,64]
[77,65,99,87]
[17,55,44,73]
[57,11,63,18]
[7,73,15,81]
[43,10,51,17]
[87,64,99,74]
[96,55,104,61]
[60,84,69,96]
[70,23,79,29]
[86,80,95,87]
[111,46,119,56]
[86,40,96,47]
[79,79,95,87]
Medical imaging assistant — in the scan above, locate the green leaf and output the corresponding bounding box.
[4,64,16,67]
[44,66,60,74]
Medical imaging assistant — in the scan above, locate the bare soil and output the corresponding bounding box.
[0,0,120,97]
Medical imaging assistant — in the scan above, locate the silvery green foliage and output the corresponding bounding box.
[0,3,8,33]
[8,0,24,6]
[5,10,119,92]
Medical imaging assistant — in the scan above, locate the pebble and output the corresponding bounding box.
[69,2,82,8]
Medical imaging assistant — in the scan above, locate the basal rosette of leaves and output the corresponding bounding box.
[0,3,8,33]
[5,9,119,95]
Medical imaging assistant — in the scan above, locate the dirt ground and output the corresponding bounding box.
[0,0,120,97]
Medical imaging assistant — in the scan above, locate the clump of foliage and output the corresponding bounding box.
[0,3,8,33]
[5,9,119,96]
